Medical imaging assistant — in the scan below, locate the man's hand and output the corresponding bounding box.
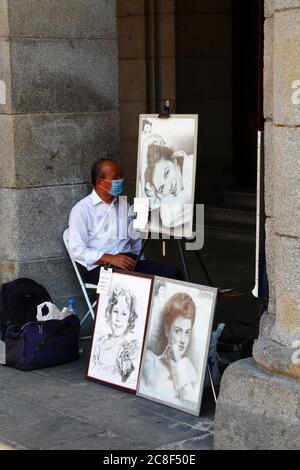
[110,255,136,270]
[99,254,136,270]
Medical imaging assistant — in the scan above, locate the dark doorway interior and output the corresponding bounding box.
[168,0,265,350]
[233,0,264,188]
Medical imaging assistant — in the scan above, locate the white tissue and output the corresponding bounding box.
[133,198,149,230]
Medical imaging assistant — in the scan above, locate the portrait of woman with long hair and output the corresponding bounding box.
[136,115,198,235]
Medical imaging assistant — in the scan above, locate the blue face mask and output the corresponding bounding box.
[99,178,125,197]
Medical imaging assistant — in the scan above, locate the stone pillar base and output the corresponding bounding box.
[253,336,300,380]
[214,359,300,450]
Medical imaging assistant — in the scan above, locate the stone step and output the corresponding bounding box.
[204,205,256,242]
[222,190,256,211]
[205,206,256,226]
[204,225,256,242]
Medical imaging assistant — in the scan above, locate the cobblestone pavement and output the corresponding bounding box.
[0,343,215,450]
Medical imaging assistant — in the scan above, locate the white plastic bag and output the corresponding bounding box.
[36,302,64,321]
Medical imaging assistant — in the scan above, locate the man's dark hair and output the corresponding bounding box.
[91,159,111,187]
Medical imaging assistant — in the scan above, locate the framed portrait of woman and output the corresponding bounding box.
[137,277,218,416]
[136,114,198,238]
[87,271,153,392]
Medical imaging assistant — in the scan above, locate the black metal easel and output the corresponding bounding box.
[135,101,218,405]
[135,100,213,288]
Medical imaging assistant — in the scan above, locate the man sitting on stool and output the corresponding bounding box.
[68,159,183,285]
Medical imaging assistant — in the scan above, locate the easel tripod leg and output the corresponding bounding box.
[207,365,217,405]
[177,239,190,282]
[136,238,149,265]
[194,250,213,287]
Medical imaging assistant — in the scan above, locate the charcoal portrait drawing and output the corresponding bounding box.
[87,272,153,391]
[136,115,198,237]
[137,277,217,415]
[92,284,139,381]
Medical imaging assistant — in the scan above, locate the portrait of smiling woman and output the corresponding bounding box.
[144,143,193,229]
[136,115,198,236]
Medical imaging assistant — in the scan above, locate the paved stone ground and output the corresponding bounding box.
[0,342,215,450]
[144,237,262,340]
[0,237,261,450]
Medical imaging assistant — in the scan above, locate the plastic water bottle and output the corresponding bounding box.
[205,323,226,388]
[67,298,76,315]
[0,340,6,365]
[67,298,83,356]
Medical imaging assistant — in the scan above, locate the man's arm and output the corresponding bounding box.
[69,205,136,271]
[127,203,145,259]
[69,206,105,270]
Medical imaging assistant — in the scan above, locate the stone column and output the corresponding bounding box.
[253,0,300,377]
[214,0,300,449]
[0,0,119,330]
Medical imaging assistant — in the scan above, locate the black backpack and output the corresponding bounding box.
[0,278,52,340]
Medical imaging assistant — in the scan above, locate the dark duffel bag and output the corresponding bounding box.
[5,314,80,371]
[0,278,51,340]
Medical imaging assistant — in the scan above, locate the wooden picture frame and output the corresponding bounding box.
[137,277,218,416]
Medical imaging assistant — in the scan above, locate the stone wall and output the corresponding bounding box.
[0,0,119,327]
[258,0,300,350]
